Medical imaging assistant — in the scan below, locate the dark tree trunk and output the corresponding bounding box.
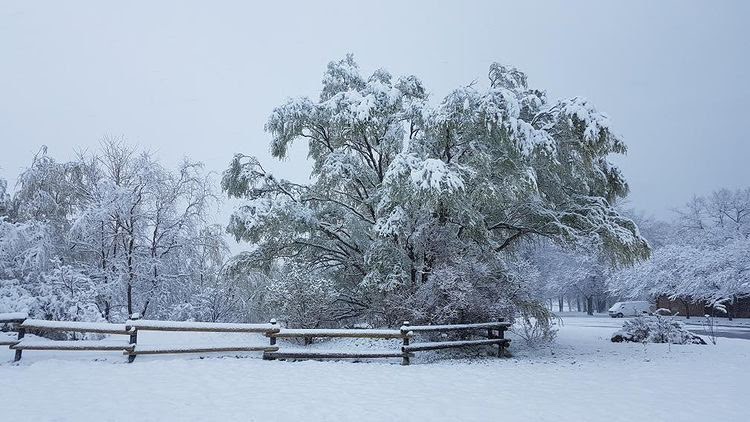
[596,297,607,313]
[680,298,690,319]
[586,296,594,316]
[558,297,564,313]
[576,296,581,312]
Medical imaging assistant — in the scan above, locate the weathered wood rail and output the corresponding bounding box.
[263,326,414,362]
[123,317,279,362]
[1,313,511,365]
[398,320,510,365]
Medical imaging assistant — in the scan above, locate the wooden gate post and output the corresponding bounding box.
[14,326,25,362]
[263,318,277,361]
[269,319,277,346]
[126,313,140,363]
[497,319,505,357]
[401,321,410,366]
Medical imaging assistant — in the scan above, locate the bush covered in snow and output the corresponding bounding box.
[265,265,339,329]
[611,315,706,345]
[511,302,558,345]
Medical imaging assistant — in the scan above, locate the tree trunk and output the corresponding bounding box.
[596,297,607,313]
[127,282,133,316]
[681,298,690,319]
[576,296,581,312]
[558,297,564,313]
[586,296,593,316]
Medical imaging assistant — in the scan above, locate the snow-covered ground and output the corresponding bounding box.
[0,315,747,421]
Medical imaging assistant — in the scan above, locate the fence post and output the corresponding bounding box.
[126,313,140,363]
[264,318,277,361]
[497,319,505,357]
[14,326,25,362]
[269,318,277,346]
[401,321,410,366]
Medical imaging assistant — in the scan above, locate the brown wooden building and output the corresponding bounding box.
[656,295,750,319]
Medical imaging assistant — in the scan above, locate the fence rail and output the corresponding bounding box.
[269,328,409,339]
[127,319,279,333]
[403,338,510,352]
[402,322,511,332]
[20,319,130,335]
[2,315,510,365]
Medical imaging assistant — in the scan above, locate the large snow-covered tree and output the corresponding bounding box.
[224,55,649,326]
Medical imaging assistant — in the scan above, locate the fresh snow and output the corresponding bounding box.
[0,332,18,345]
[0,312,28,322]
[12,338,133,351]
[273,328,406,337]
[0,315,746,421]
[130,343,274,354]
[402,322,510,331]
[403,338,508,352]
[127,319,277,332]
[21,319,129,334]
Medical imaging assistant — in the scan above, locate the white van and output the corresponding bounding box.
[608,301,652,318]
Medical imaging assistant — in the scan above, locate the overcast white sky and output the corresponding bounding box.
[1,1,748,226]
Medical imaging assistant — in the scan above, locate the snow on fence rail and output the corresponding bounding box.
[0,312,29,323]
[2,316,283,363]
[263,326,414,362]
[401,321,511,332]
[396,320,510,365]
[270,328,407,339]
[126,319,279,333]
[20,319,130,335]
[13,339,134,352]
[2,316,510,365]
[0,333,18,346]
[262,319,510,365]
[402,338,510,353]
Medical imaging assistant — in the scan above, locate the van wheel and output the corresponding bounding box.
[616,313,623,318]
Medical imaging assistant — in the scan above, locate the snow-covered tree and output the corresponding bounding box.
[0,175,10,216]
[609,188,750,318]
[223,56,648,326]
[534,243,612,315]
[0,141,229,322]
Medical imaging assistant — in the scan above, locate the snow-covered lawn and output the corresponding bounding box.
[0,316,747,421]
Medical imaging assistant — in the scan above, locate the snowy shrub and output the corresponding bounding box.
[700,300,728,345]
[265,266,339,329]
[511,302,559,345]
[167,283,247,323]
[611,315,706,345]
[0,278,38,314]
[35,263,101,322]
[166,302,199,322]
[403,264,495,325]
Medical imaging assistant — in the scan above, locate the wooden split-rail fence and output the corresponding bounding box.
[0,313,510,366]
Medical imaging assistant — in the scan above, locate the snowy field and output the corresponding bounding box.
[1,314,747,422]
